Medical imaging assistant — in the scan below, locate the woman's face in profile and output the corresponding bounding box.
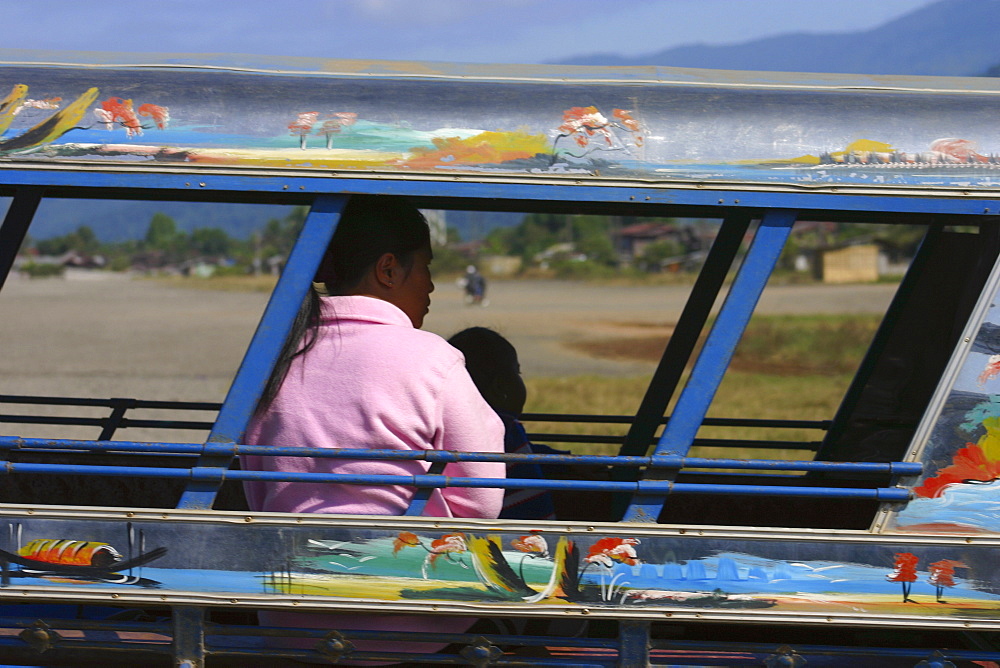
[392,246,435,328]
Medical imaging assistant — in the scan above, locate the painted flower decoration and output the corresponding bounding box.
[979,354,1000,386]
[511,534,549,559]
[425,533,468,570]
[585,537,640,567]
[612,108,643,146]
[393,531,420,554]
[558,106,612,148]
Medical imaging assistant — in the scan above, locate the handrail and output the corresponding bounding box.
[0,436,922,475]
[0,395,836,435]
[0,461,913,501]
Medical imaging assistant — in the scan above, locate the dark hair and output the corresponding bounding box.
[257,195,429,412]
[447,327,518,388]
[448,327,526,416]
[315,195,430,291]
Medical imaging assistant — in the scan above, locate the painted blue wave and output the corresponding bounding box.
[896,478,1000,532]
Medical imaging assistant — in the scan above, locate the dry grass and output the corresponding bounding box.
[524,370,852,459]
[523,313,877,459]
[147,274,279,292]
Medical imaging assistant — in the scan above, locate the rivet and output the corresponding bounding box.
[199,182,206,187]
[245,516,253,522]
[718,199,724,204]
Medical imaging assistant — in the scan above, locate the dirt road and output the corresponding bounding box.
[0,275,896,440]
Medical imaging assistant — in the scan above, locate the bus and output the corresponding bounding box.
[2,51,1000,666]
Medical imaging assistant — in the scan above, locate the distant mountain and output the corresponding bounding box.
[557,0,1000,77]
[23,0,996,244]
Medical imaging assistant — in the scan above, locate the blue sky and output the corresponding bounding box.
[5,0,938,64]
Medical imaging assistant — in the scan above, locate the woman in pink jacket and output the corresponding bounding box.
[243,195,505,662]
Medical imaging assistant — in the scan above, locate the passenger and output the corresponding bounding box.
[242,196,505,663]
[447,326,566,520]
[463,264,487,305]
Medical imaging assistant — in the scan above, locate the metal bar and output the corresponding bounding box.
[0,416,214,431]
[618,620,650,668]
[617,213,752,460]
[0,462,913,500]
[172,606,206,668]
[0,186,43,293]
[523,412,833,430]
[649,638,1000,664]
[0,394,221,411]
[818,225,942,453]
[96,398,136,441]
[526,432,822,450]
[623,210,797,522]
[4,168,1000,218]
[175,194,348,510]
[404,460,446,516]
[0,436,923,474]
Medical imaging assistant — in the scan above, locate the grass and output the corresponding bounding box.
[524,313,881,460]
[147,274,279,292]
[524,370,853,459]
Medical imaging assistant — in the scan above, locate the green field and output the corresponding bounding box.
[523,313,882,459]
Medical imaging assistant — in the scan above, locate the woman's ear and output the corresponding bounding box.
[373,252,399,288]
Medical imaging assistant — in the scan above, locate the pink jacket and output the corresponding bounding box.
[243,295,505,518]
[242,296,505,663]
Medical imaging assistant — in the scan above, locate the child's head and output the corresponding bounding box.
[448,327,527,416]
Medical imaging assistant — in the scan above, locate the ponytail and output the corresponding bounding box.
[256,196,429,413]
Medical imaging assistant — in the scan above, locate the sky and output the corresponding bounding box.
[4,0,940,65]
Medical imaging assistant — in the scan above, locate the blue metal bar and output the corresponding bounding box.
[175,194,348,510]
[0,436,923,474]
[618,620,651,668]
[404,460,445,516]
[0,462,912,501]
[0,186,43,292]
[618,213,752,460]
[172,606,206,668]
[623,210,798,522]
[3,464,916,501]
[2,169,1000,219]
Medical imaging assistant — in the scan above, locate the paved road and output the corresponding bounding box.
[0,275,897,440]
